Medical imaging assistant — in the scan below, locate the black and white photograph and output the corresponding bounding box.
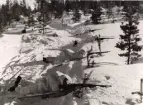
[0,0,143,105]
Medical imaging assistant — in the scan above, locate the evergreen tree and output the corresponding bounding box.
[1,4,9,26]
[36,0,51,34]
[5,0,12,25]
[55,1,65,18]
[81,1,90,15]
[0,11,5,32]
[11,0,21,21]
[72,8,81,22]
[91,3,102,24]
[50,0,65,19]
[65,0,71,12]
[28,14,35,27]
[116,6,142,64]
[20,0,31,17]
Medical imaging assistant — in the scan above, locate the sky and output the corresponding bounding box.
[0,0,36,9]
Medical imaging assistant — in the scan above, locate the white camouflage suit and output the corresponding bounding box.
[14,71,85,105]
[16,71,72,96]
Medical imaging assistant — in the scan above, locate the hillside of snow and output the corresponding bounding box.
[1,20,143,105]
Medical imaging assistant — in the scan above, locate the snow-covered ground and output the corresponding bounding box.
[0,34,22,74]
[1,20,143,105]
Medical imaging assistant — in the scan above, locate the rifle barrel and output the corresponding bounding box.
[89,51,110,55]
[67,84,112,88]
[95,38,114,40]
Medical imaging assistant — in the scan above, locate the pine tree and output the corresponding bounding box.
[1,5,8,26]
[65,0,71,13]
[0,12,4,33]
[72,8,81,22]
[5,0,12,25]
[81,1,90,15]
[55,1,65,19]
[36,0,51,34]
[28,14,35,27]
[11,0,21,21]
[116,6,142,64]
[91,4,102,24]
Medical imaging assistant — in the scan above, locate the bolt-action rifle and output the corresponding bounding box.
[16,83,111,99]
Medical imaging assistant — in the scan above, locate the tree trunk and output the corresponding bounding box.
[127,35,131,65]
[41,0,45,34]
[42,14,45,34]
[87,53,90,67]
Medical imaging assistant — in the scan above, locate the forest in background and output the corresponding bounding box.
[0,0,143,33]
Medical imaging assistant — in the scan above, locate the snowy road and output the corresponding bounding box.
[0,34,22,73]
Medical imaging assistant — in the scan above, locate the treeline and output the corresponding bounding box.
[34,0,141,15]
[0,0,143,33]
[0,0,32,33]
[33,0,142,24]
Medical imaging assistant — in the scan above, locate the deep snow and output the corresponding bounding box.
[1,20,143,105]
[0,34,22,74]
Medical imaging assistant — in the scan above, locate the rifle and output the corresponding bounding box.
[88,29,96,32]
[64,83,112,89]
[69,51,110,61]
[95,37,114,40]
[54,51,110,67]
[88,29,102,33]
[88,51,110,55]
[132,92,143,95]
[16,83,111,99]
